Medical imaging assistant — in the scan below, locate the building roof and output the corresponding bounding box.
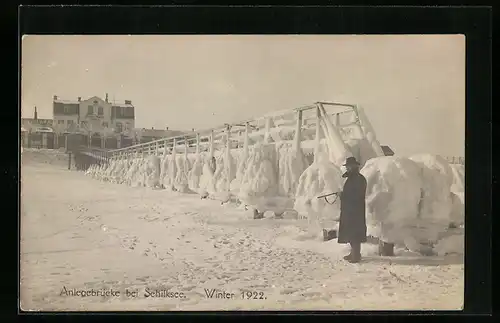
[53,96,134,107]
[53,99,80,105]
[134,128,185,138]
[112,102,134,108]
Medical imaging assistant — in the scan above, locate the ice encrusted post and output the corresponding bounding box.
[294,110,302,153]
[209,130,214,159]
[163,139,168,157]
[356,105,385,157]
[314,106,321,159]
[243,122,249,160]
[317,102,352,166]
[196,133,200,157]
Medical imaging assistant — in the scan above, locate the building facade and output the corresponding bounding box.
[52,94,135,135]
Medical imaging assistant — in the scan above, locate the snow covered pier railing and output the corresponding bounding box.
[95,101,386,216]
[107,101,383,163]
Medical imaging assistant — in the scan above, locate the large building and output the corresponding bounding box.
[52,94,135,135]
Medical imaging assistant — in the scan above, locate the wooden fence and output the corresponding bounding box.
[108,101,377,161]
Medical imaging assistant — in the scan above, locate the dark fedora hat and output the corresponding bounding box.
[343,156,360,166]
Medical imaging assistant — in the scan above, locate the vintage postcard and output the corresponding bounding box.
[20,35,465,311]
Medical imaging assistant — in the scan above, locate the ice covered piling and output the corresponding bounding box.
[237,143,281,212]
[294,108,344,233]
[409,154,455,234]
[360,156,423,248]
[147,155,161,188]
[317,104,353,167]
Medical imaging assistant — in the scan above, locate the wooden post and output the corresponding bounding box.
[65,134,68,151]
[209,130,214,158]
[163,139,168,156]
[315,106,321,157]
[156,141,160,156]
[68,152,72,170]
[243,122,249,159]
[196,133,200,156]
[335,113,340,127]
[294,110,303,152]
[184,136,188,158]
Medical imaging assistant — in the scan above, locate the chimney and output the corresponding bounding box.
[34,106,38,120]
[105,93,109,103]
[125,100,131,105]
[166,126,169,130]
[78,97,81,102]
[53,95,57,100]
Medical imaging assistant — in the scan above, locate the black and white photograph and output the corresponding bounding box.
[20,35,465,311]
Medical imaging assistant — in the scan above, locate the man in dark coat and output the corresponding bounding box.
[338,157,367,263]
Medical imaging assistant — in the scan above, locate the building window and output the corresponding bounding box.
[115,122,123,133]
[67,120,74,125]
[88,106,93,114]
[98,106,103,116]
[102,121,109,128]
[58,120,64,124]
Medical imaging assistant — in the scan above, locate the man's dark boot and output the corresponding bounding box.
[348,242,361,263]
[343,242,355,261]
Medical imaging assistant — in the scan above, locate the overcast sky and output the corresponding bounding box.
[21,35,464,157]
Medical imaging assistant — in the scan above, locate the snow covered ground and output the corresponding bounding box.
[21,152,464,311]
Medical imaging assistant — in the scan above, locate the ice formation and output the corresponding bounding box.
[356,105,385,158]
[294,152,344,233]
[450,164,465,193]
[317,105,353,167]
[174,153,192,193]
[237,143,279,208]
[360,156,423,248]
[294,110,344,232]
[409,154,455,236]
[188,153,204,192]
